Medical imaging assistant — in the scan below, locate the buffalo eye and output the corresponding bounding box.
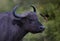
[29,19,35,23]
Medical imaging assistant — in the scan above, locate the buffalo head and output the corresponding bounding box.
[12,5,45,33]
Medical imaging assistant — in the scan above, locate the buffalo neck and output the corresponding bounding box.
[16,27,28,41]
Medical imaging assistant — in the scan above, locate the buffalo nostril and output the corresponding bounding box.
[40,26,45,30]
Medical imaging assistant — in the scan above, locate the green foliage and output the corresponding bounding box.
[0,0,60,41]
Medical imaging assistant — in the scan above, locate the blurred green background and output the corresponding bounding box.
[0,0,60,41]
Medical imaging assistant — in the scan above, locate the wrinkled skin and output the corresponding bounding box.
[0,5,45,41]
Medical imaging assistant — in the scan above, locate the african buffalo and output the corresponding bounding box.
[0,5,45,41]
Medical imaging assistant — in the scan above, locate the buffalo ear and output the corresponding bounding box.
[12,19,24,27]
[12,19,19,25]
